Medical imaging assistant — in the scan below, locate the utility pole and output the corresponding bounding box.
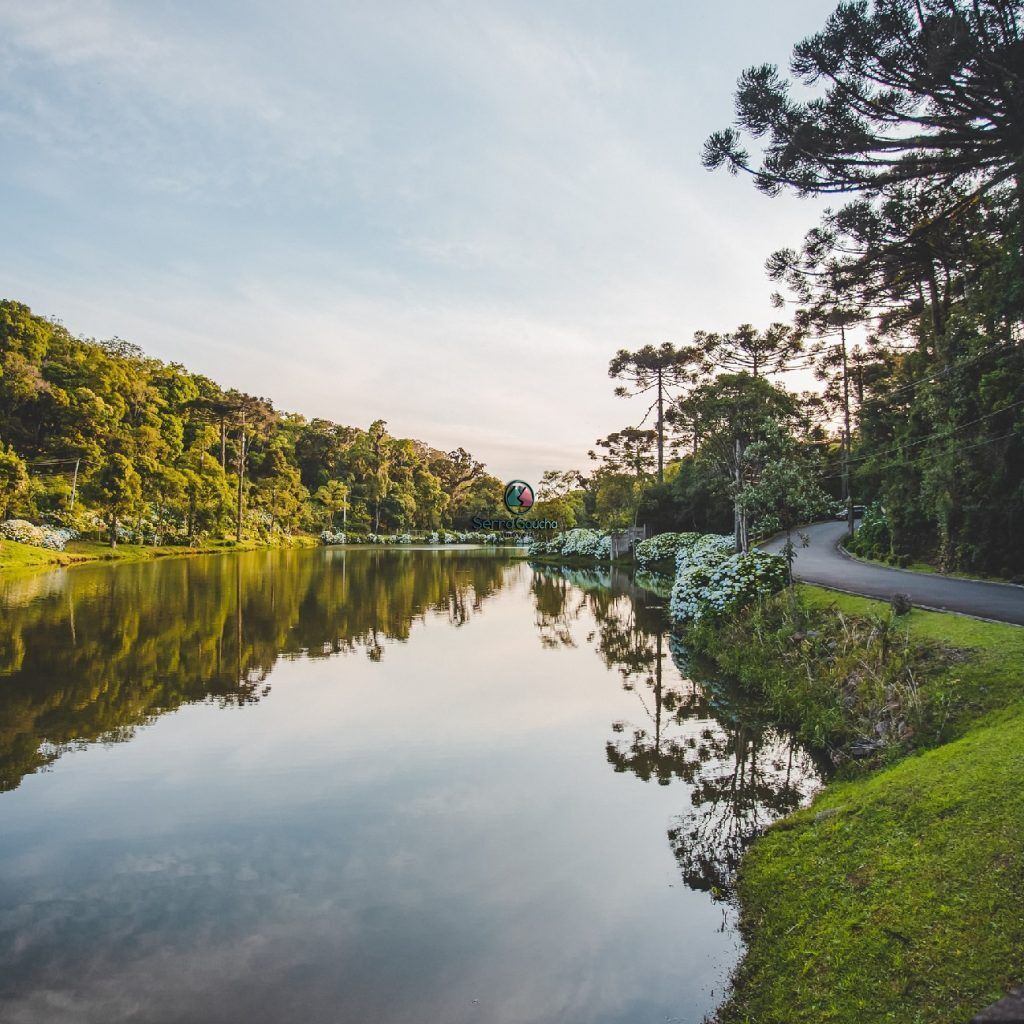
[235,409,247,543]
[656,366,664,484]
[69,458,80,511]
[840,325,854,538]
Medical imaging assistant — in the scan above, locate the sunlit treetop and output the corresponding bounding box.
[703,0,1023,213]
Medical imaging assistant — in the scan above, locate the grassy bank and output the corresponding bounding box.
[694,586,1024,1024]
[839,541,1023,587]
[0,535,319,573]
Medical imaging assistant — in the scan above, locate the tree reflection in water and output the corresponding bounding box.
[0,548,511,793]
[531,564,826,901]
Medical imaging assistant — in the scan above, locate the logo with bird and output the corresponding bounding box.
[503,480,534,516]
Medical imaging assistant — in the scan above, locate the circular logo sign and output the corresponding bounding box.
[503,480,535,516]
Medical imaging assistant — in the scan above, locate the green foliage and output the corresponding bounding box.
[0,441,28,518]
[706,587,1024,1024]
[88,454,142,547]
[702,1,1024,579]
[0,301,499,549]
[845,502,893,561]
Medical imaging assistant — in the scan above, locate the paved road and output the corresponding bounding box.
[758,520,1024,625]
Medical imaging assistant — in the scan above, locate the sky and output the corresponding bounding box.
[0,0,838,484]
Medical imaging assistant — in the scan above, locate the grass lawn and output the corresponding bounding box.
[714,586,1024,1024]
[0,535,318,573]
[840,544,1021,586]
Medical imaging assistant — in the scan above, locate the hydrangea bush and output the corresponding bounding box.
[530,528,610,559]
[635,531,701,566]
[320,530,346,545]
[0,520,78,551]
[670,547,787,623]
[676,533,735,570]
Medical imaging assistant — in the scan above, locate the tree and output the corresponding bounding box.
[695,322,806,378]
[255,445,308,537]
[739,426,834,582]
[538,469,586,499]
[588,428,658,480]
[0,441,28,519]
[676,374,798,551]
[703,0,1024,238]
[350,420,394,534]
[428,447,485,505]
[89,454,142,547]
[768,235,870,536]
[608,343,698,482]
[314,480,351,531]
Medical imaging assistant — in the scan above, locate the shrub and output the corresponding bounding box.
[635,531,701,566]
[891,592,913,615]
[669,534,785,623]
[676,533,735,570]
[562,529,611,559]
[845,502,891,560]
[0,519,79,551]
[320,530,346,545]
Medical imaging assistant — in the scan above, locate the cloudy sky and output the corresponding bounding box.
[0,0,836,483]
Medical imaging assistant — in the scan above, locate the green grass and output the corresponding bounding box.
[840,543,1019,585]
[798,584,1024,736]
[713,585,1024,1024]
[0,534,319,573]
[0,539,85,571]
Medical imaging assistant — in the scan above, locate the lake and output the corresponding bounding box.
[0,547,822,1024]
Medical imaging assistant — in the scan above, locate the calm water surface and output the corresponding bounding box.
[0,548,822,1023]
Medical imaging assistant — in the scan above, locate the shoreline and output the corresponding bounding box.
[0,535,320,574]
[692,585,1024,1024]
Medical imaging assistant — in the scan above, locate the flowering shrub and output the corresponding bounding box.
[528,533,565,556]
[670,547,787,623]
[561,529,610,559]
[530,528,610,559]
[676,533,735,570]
[635,532,701,567]
[0,520,78,551]
[328,529,513,547]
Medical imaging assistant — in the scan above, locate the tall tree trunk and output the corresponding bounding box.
[656,367,664,484]
[235,412,246,543]
[220,420,227,471]
[841,326,854,538]
[733,437,747,553]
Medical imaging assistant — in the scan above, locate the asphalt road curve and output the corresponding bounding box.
[758,520,1024,626]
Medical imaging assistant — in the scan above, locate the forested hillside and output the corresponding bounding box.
[0,300,504,545]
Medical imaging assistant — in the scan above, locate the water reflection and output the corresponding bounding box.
[0,549,509,792]
[530,564,824,900]
[0,551,823,1024]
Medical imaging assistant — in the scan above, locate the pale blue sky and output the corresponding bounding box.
[0,0,836,482]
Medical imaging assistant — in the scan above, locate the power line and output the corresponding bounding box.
[829,399,1024,472]
[819,428,1019,483]
[23,457,88,468]
[855,338,1019,407]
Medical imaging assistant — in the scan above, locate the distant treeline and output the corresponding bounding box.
[0,300,505,544]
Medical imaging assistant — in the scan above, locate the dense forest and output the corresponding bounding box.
[0,299,506,544]
[570,0,1024,579]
